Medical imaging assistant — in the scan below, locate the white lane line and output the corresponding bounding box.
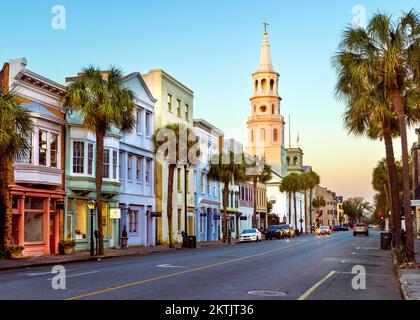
[336,271,393,277]
[297,271,336,300]
[157,264,185,268]
[46,271,98,281]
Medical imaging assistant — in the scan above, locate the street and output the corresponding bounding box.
[0,231,401,300]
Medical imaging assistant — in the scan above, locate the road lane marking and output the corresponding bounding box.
[336,271,393,277]
[46,271,99,281]
[157,264,185,268]
[65,242,304,300]
[297,271,336,300]
[21,271,56,277]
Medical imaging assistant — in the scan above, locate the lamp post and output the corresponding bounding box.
[86,198,96,257]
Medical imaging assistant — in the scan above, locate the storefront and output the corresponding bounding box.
[11,185,65,256]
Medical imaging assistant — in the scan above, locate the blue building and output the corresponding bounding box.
[193,119,223,242]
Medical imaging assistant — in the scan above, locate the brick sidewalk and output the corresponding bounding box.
[0,240,233,271]
[398,238,420,300]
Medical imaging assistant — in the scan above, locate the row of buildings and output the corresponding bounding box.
[1,29,343,257]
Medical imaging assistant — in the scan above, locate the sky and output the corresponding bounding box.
[0,0,418,203]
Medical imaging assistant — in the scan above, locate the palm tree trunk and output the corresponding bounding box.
[293,191,298,230]
[222,181,229,243]
[288,192,292,224]
[304,189,308,234]
[95,130,105,256]
[390,88,415,262]
[0,155,14,254]
[167,164,175,248]
[253,176,257,228]
[309,189,313,232]
[383,120,401,247]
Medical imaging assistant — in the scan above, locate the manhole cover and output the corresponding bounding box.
[247,290,287,297]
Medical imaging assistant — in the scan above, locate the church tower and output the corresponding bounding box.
[246,27,285,175]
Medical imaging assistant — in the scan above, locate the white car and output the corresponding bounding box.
[239,228,262,242]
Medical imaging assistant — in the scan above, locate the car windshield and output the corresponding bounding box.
[242,229,256,234]
[279,225,290,229]
[320,226,328,230]
[267,226,279,230]
[356,224,365,227]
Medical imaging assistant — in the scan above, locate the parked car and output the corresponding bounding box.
[265,225,284,240]
[279,224,295,238]
[353,223,369,237]
[316,226,331,235]
[332,225,349,232]
[239,228,262,242]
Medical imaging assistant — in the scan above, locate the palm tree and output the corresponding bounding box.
[153,123,198,248]
[299,173,313,233]
[208,151,247,242]
[280,173,301,229]
[306,171,320,231]
[0,90,33,255]
[248,157,272,228]
[64,66,136,255]
[312,196,326,227]
[332,10,420,261]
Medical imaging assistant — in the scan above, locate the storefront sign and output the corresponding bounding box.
[110,208,121,219]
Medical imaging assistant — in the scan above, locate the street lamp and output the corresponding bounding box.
[86,198,96,257]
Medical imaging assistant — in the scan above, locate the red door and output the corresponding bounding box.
[12,215,20,245]
[49,214,56,254]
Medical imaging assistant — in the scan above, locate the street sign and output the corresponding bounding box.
[110,208,121,219]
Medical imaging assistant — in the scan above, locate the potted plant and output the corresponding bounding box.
[121,225,129,249]
[8,245,24,259]
[59,239,76,255]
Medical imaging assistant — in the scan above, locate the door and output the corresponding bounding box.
[12,215,20,245]
[49,214,56,254]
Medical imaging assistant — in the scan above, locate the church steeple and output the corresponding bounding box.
[258,30,273,72]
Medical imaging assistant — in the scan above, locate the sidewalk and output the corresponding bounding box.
[398,238,420,300]
[0,240,233,271]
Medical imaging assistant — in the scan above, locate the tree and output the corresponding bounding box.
[248,157,272,228]
[0,90,33,255]
[208,151,246,242]
[312,196,326,227]
[280,173,301,229]
[342,198,372,224]
[332,10,420,261]
[64,66,136,255]
[153,123,198,248]
[306,171,320,231]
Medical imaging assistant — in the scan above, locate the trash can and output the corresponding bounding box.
[380,232,392,250]
[187,236,196,249]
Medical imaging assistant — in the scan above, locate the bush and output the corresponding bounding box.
[8,244,24,253]
[58,239,76,255]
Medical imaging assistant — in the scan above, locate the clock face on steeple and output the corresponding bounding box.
[260,105,267,113]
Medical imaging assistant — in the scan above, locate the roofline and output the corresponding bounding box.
[123,72,157,103]
[193,118,224,135]
[144,69,194,96]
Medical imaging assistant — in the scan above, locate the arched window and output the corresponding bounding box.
[286,157,290,166]
[272,104,275,114]
[273,129,278,142]
[261,79,267,92]
[270,79,274,92]
[253,105,257,113]
[260,128,265,141]
[255,80,258,92]
[293,156,298,166]
[250,130,254,142]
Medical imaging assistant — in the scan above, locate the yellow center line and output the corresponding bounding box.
[65,242,304,300]
[297,271,336,300]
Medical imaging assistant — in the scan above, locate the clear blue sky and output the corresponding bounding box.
[1,0,418,202]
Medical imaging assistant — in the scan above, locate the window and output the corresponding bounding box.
[113,150,118,179]
[185,104,190,121]
[129,210,138,233]
[88,143,94,175]
[50,133,58,168]
[207,177,210,195]
[119,152,124,181]
[17,133,32,164]
[136,156,143,182]
[167,94,172,111]
[136,109,142,134]
[293,156,298,166]
[273,129,278,142]
[103,149,110,179]
[24,213,44,242]
[25,198,44,210]
[272,104,275,115]
[72,141,84,173]
[250,130,253,142]
[177,168,182,192]
[270,79,274,92]
[201,172,205,193]
[255,80,258,92]
[39,130,47,166]
[213,180,216,195]
[261,79,267,92]
[145,159,151,184]
[200,209,205,233]
[177,99,181,118]
[145,112,152,137]
[260,128,265,141]
[127,155,133,180]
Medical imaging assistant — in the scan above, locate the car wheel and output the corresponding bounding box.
[353,233,356,236]
[366,232,369,237]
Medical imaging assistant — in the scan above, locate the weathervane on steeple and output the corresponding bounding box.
[263,20,269,33]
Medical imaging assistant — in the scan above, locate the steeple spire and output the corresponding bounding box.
[258,24,273,72]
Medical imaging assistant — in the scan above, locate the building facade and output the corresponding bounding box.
[411,129,420,239]
[238,182,254,234]
[193,119,222,242]
[118,73,157,247]
[143,70,195,245]
[1,58,67,256]
[314,185,337,227]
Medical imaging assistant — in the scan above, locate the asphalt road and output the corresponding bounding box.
[0,231,401,300]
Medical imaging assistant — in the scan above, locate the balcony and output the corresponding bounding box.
[14,164,62,186]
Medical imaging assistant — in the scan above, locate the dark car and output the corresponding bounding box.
[265,225,284,240]
[332,225,350,232]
